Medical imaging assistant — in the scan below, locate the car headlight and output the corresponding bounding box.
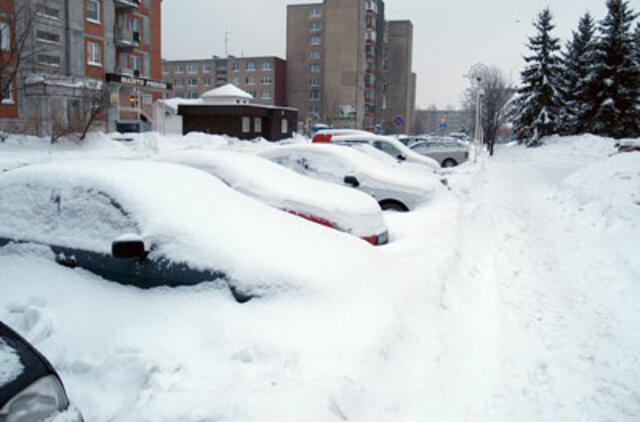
[0,375,70,422]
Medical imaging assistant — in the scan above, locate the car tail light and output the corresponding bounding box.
[362,231,389,246]
[312,133,332,143]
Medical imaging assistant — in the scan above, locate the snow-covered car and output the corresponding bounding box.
[259,144,441,212]
[0,160,377,301]
[408,138,470,167]
[157,150,389,245]
[311,128,371,144]
[324,133,441,170]
[0,321,83,422]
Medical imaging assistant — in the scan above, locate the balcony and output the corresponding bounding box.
[115,26,140,48]
[115,0,140,9]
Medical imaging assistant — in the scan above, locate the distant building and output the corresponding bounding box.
[414,109,471,136]
[162,56,287,107]
[153,84,297,141]
[0,0,169,135]
[382,20,415,134]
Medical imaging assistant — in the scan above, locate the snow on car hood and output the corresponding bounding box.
[157,150,387,237]
[0,338,23,388]
[0,160,381,296]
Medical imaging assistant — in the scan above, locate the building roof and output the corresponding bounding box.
[201,84,253,100]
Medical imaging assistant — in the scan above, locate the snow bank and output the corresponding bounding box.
[0,338,23,387]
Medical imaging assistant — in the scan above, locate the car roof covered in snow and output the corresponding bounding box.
[0,160,379,296]
[157,150,386,237]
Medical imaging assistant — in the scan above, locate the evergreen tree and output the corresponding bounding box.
[635,22,640,65]
[581,0,639,138]
[559,13,596,134]
[513,8,564,143]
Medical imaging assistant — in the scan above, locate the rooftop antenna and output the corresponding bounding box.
[225,29,229,57]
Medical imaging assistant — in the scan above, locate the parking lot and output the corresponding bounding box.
[1,132,639,421]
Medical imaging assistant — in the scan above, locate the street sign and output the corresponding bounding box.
[393,115,405,126]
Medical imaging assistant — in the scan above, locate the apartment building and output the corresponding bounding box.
[382,20,415,134]
[162,56,287,106]
[287,0,415,133]
[0,0,168,135]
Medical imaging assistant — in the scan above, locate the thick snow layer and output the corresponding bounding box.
[157,150,387,237]
[0,338,23,387]
[0,132,638,421]
[0,160,381,297]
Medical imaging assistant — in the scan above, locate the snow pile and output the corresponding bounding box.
[0,338,23,387]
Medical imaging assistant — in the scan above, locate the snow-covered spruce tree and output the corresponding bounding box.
[559,13,596,135]
[581,0,639,138]
[513,8,564,144]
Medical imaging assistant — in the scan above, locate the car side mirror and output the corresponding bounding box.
[343,175,360,188]
[112,234,148,260]
[397,154,406,161]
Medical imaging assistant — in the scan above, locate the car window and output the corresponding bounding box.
[0,182,139,252]
[373,141,402,157]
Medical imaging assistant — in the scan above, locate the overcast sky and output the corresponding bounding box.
[162,0,626,109]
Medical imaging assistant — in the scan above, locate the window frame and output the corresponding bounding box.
[87,41,102,67]
[242,116,251,133]
[86,0,101,24]
[0,23,11,51]
[1,76,14,104]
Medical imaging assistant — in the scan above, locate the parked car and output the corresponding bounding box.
[0,321,83,422]
[158,150,389,245]
[408,138,470,167]
[311,129,371,144]
[324,133,441,170]
[259,144,441,212]
[0,160,375,302]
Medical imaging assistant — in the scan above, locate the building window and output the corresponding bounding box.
[249,91,256,98]
[310,36,321,45]
[260,91,272,100]
[232,77,239,85]
[260,76,272,85]
[309,64,320,73]
[175,93,184,98]
[203,77,211,86]
[255,117,262,132]
[130,55,141,72]
[242,116,251,133]
[262,61,272,71]
[188,78,198,86]
[162,64,169,74]
[309,21,321,31]
[1,76,13,104]
[87,0,100,23]
[246,76,255,85]
[36,4,60,19]
[203,63,211,72]
[174,79,184,86]
[309,50,320,60]
[0,23,9,51]
[37,54,61,67]
[232,62,239,72]
[187,63,198,73]
[309,78,320,87]
[281,119,288,134]
[309,8,321,18]
[87,41,102,66]
[246,62,256,71]
[308,105,320,116]
[174,64,184,73]
[309,90,320,101]
[188,92,198,99]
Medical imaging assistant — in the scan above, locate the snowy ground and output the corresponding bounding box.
[0,133,638,421]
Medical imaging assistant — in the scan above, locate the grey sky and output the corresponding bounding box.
[162,0,623,109]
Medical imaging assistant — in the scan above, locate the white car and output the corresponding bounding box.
[158,150,389,245]
[408,137,470,167]
[259,144,442,212]
[325,133,441,170]
[0,160,377,300]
